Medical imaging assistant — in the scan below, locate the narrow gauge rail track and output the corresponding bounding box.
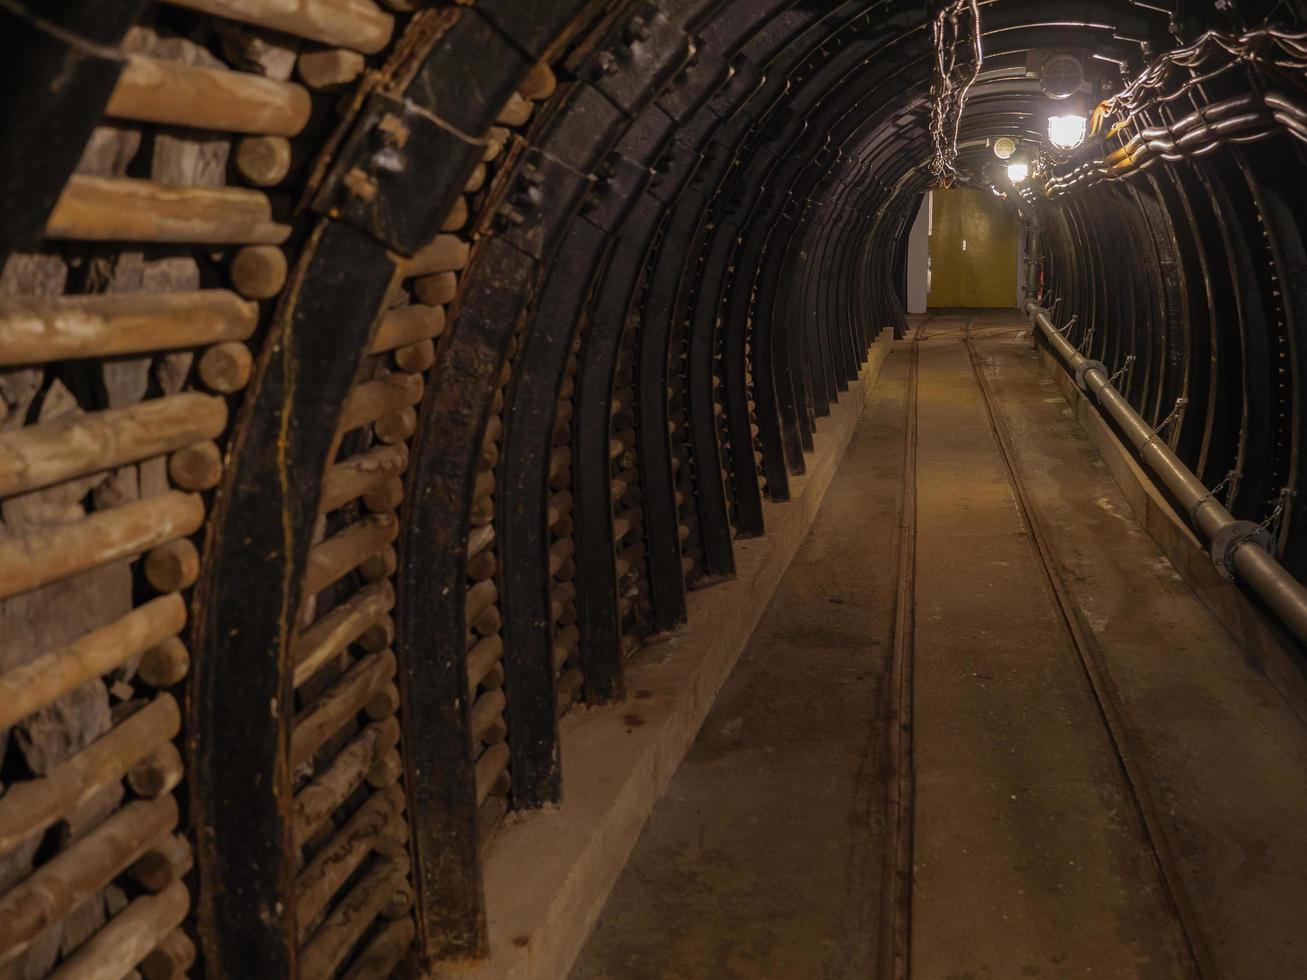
[960,322,1212,980]
[877,314,929,980]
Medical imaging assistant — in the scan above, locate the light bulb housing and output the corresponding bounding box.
[1048,113,1087,150]
[1007,162,1030,183]
[993,137,1016,160]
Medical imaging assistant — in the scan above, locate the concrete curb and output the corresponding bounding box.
[438,330,895,980]
[1042,348,1307,721]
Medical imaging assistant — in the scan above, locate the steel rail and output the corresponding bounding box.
[962,322,1210,979]
[1024,299,1307,646]
[878,314,925,980]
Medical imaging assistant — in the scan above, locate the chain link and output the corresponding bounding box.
[1077,323,1096,354]
[928,0,983,185]
[1108,355,1136,387]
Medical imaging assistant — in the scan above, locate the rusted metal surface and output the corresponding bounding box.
[192,220,398,976]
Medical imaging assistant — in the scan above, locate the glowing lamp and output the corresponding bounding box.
[993,137,1016,160]
[1007,162,1030,183]
[1048,113,1087,150]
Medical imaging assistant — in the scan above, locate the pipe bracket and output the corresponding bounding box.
[1075,359,1106,392]
[1210,520,1272,582]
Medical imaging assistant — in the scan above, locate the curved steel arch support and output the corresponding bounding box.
[192,221,399,977]
[1241,141,1307,575]
[573,195,669,698]
[1202,157,1281,520]
[686,219,749,548]
[398,237,538,960]
[499,220,609,805]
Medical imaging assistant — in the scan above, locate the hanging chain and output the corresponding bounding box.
[1097,27,1307,131]
[1261,487,1296,547]
[1078,322,1096,354]
[928,0,983,185]
[1054,314,1078,336]
[1263,499,1286,538]
[1144,396,1188,451]
[1108,354,1136,387]
[1194,468,1239,514]
[1157,396,1188,436]
[1047,27,1307,195]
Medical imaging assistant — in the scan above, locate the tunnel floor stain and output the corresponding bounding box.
[570,315,1307,980]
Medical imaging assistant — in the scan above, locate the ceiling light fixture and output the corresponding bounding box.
[1007,162,1030,183]
[993,137,1016,160]
[1048,113,1088,150]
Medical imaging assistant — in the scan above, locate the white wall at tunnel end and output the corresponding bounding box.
[906,192,931,314]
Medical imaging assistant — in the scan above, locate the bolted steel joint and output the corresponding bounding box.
[367,111,411,176]
[1075,359,1106,392]
[370,145,406,175]
[343,167,379,202]
[495,205,527,229]
[512,185,543,209]
[510,166,545,211]
[624,15,651,44]
[376,113,410,149]
[1209,520,1272,582]
[593,50,620,78]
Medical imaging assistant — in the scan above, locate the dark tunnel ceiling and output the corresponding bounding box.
[595,0,1295,199]
[665,0,1167,198]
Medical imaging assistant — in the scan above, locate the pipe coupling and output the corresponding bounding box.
[1074,359,1106,392]
[1209,520,1272,582]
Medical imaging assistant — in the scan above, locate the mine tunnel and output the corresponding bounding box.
[4,0,1307,976]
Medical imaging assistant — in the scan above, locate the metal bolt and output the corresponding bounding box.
[625,16,651,43]
[343,167,378,202]
[498,205,527,228]
[377,113,410,148]
[514,184,543,209]
[370,145,406,175]
[596,51,620,76]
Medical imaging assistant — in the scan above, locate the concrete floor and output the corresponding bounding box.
[570,317,1307,980]
[571,341,912,979]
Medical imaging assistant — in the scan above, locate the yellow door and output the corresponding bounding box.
[927,188,1019,308]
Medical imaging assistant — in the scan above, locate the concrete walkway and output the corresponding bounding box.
[570,317,1307,980]
[910,322,1186,978]
[570,340,912,979]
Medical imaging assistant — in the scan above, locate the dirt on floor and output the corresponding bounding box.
[570,316,1307,980]
[571,345,912,980]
